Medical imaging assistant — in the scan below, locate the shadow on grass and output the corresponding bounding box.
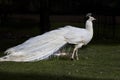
[0,72,113,80]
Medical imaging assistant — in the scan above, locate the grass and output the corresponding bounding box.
[0,44,120,80]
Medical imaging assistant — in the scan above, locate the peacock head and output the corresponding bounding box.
[86,13,96,21]
[89,16,96,21]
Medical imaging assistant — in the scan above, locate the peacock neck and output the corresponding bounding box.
[85,20,93,36]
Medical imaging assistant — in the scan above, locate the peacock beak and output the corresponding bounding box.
[93,18,96,20]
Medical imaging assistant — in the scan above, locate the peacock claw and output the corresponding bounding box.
[76,58,79,60]
[71,58,74,61]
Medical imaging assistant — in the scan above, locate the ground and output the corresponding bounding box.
[0,44,120,80]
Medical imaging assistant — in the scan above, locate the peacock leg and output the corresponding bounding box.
[75,49,79,60]
[71,48,76,60]
[75,43,84,60]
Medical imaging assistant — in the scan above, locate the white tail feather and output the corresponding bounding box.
[0,26,71,62]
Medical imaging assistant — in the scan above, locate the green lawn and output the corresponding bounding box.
[0,44,120,80]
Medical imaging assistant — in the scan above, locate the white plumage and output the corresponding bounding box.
[0,13,95,62]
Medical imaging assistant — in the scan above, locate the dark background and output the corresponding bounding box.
[0,0,120,51]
